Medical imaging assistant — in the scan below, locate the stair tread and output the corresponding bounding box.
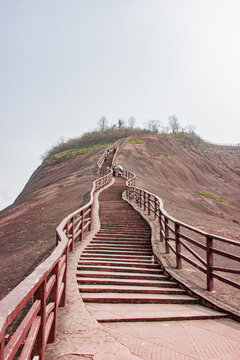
[77,265,162,272]
[80,257,154,263]
[77,277,177,286]
[79,285,185,292]
[85,303,228,322]
[78,260,159,267]
[81,293,197,300]
[76,271,169,279]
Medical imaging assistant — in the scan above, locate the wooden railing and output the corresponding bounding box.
[123,168,240,292]
[97,138,125,170]
[0,164,113,360]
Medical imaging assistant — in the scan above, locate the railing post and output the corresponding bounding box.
[0,331,5,360]
[126,186,129,199]
[48,262,60,343]
[56,231,60,246]
[206,236,214,291]
[70,217,74,252]
[59,247,68,308]
[164,217,169,253]
[148,193,151,215]
[144,192,146,211]
[154,197,157,220]
[159,209,163,242]
[34,279,47,360]
[89,203,93,231]
[80,210,84,242]
[138,189,142,208]
[66,221,69,238]
[175,223,182,269]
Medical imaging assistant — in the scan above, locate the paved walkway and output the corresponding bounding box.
[46,178,240,360]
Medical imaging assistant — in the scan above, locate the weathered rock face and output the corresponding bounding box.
[0,148,103,300]
[116,135,240,239]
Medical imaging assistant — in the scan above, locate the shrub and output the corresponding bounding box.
[42,127,151,161]
[194,191,233,206]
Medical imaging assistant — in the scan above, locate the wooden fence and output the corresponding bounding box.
[0,167,112,360]
[123,168,240,292]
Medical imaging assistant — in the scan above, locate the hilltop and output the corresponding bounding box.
[0,130,240,303]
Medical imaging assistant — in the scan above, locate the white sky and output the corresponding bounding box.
[1,0,240,210]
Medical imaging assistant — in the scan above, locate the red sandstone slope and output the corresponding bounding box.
[0,147,104,300]
[116,135,240,309]
[1,135,240,305]
[116,135,240,240]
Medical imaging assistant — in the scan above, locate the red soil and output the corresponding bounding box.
[0,148,104,300]
[116,135,240,311]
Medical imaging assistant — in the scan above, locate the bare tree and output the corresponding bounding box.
[186,124,196,133]
[98,116,108,130]
[118,118,125,129]
[147,119,162,133]
[128,116,136,128]
[168,115,180,134]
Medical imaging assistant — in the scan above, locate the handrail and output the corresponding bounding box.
[97,138,125,169]
[122,168,240,293]
[0,153,114,360]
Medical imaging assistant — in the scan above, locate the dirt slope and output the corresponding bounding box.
[116,135,240,239]
[116,135,240,310]
[0,147,104,300]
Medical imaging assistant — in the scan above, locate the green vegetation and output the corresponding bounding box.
[42,127,151,162]
[154,152,173,157]
[194,191,233,206]
[173,132,203,148]
[128,138,144,144]
[44,144,108,166]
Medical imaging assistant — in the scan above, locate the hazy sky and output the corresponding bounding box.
[1,0,240,210]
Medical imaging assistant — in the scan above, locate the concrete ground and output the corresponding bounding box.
[45,180,240,360]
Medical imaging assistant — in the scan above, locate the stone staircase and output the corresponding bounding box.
[77,178,228,323]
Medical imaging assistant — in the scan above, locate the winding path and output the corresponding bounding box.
[75,178,240,359]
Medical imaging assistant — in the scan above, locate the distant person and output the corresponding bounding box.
[112,165,116,176]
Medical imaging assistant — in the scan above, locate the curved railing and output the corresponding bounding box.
[122,168,240,293]
[0,145,117,360]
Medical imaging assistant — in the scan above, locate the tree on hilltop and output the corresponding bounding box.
[147,119,162,133]
[98,116,108,130]
[168,115,180,134]
[118,118,125,129]
[128,116,136,128]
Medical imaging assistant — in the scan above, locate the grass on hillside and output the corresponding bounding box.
[128,138,145,144]
[194,191,233,206]
[42,127,151,161]
[44,144,109,166]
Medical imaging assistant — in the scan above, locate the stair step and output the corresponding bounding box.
[90,242,151,247]
[78,261,160,269]
[86,246,152,251]
[91,240,151,245]
[94,234,150,239]
[99,231,149,234]
[85,303,228,322]
[81,254,152,260]
[81,293,199,304]
[83,250,152,255]
[79,257,157,264]
[77,265,162,274]
[76,271,169,281]
[77,277,178,287]
[79,285,186,295]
